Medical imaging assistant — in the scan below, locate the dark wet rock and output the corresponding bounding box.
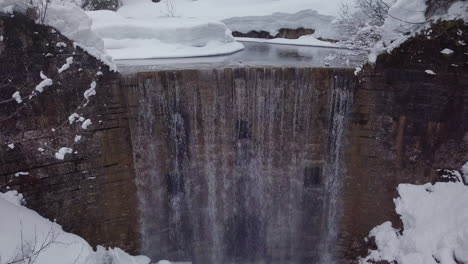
[232,27,315,39]
[0,13,139,253]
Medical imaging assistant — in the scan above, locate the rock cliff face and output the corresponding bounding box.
[0,14,139,252]
[342,20,468,261]
[1,13,467,264]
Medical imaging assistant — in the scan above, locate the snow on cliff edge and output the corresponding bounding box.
[0,0,115,70]
[369,0,468,62]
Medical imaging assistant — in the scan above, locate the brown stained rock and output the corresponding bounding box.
[342,20,468,262]
[0,14,139,253]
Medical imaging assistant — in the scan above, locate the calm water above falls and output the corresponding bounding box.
[117,42,364,72]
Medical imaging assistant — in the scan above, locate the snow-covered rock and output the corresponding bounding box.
[54,147,73,160]
[0,190,150,264]
[425,69,436,75]
[368,0,427,62]
[361,182,468,264]
[45,1,104,52]
[440,48,454,55]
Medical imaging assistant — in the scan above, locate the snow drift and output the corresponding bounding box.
[0,0,115,68]
[87,4,244,60]
[0,191,150,264]
[361,181,468,264]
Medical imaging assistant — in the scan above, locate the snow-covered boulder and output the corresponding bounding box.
[361,181,468,264]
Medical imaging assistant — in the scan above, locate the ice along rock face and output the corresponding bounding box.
[125,67,356,263]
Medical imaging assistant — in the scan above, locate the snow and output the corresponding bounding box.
[0,0,26,14]
[0,190,24,206]
[445,1,468,21]
[0,0,116,69]
[354,67,362,75]
[462,161,468,183]
[368,0,427,62]
[0,190,151,264]
[68,113,80,124]
[74,135,82,142]
[56,41,67,48]
[14,172,29,177]
[361,182,468,264]
[58,56,74,73]
[35,71,53,93]
[425,69,436,75]
[44,1,103,53]
[35,78,53,93]
[236,35,338,48]
[81,119,92,129]
[12,91,22,103]
[367,0,468,63]
[84,81,96,100]
[44,1,116,70]
[440,48,454,55]
[222,9,338,40]
[87,9,244,60]
[141,0,346,20]
[54,147,73,160]
[7,143,14,149]
[40,71,48,80]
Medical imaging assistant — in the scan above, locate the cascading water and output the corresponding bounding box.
[319,77,354,263]
[128,67,355,264]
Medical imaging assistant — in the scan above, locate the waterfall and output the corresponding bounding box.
[128,68,355,264]
[320,75,354,263]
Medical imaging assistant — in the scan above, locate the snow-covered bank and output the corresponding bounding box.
[87,7,244,60]
[0,191,150,264]
[223,9,338,40]
[369,0,468,62]
[158,0,345,20]
[361,177,468,263]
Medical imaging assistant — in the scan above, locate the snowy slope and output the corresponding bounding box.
[361,181,468,264]
[0,191,150,264]
[145,0,347,20]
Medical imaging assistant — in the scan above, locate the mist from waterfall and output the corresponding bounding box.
[128,68,355,264]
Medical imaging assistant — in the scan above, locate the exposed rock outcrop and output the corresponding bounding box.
[0,13,139,253]
[342,20,468,262]
[232,27,315,39]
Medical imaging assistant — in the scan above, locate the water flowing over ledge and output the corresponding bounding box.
[124,67,356,263]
